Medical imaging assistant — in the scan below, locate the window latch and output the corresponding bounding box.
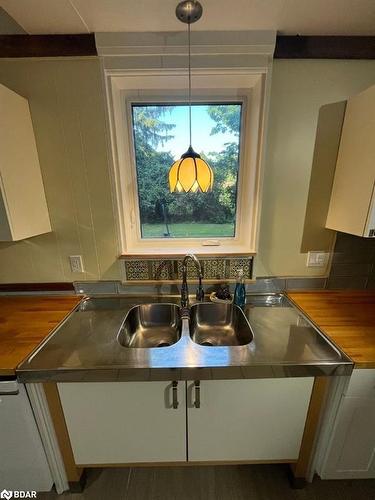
[202,240,220,246]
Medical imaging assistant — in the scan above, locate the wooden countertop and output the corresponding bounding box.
[287,291,375,369]
[0,295,81,376]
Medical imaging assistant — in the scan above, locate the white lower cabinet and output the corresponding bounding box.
[319,369,375,479]
[58,381,187,465]
[187,378,314,462]
[58,378,314,466]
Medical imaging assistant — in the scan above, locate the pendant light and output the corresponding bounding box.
[168,0,214,193]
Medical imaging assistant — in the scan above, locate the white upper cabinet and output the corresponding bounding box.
[0,83,51,241]
[326,84,375,238]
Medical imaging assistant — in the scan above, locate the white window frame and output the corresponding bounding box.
[129,95,245,240]
[105,68,269,256]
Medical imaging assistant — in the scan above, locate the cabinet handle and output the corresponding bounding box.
[172,381,179,409]
[194,380,200,408]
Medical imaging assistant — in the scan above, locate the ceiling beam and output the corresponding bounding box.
[0,34,96,57]
[0,34,374,59]
[275,35,375,59]
[0,282,74,292]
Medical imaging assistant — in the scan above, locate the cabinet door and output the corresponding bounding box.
[0,83,51,241]
[326,84,375,237]
[58,381,186,465]
[321,396,375,479]
[187,378,313,462]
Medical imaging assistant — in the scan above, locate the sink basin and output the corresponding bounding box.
[190,302,253,347]
[117,304,181,348]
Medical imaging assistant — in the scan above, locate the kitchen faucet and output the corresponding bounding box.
[180,253,204,311]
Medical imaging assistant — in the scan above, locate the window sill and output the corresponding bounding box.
[119,252,256,259]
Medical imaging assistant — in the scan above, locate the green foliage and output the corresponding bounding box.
[133,104,241,233]
[132,105,175,147]
[134,136,173,221]
[207,104,241,136]
[205,142,239,221]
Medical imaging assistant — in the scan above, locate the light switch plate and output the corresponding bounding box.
[306,251,329,268]
[69,255,84,273]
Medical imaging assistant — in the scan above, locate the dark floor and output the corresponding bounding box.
[38,465,375,500]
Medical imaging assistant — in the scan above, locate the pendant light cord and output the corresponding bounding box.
[188,22,192,147]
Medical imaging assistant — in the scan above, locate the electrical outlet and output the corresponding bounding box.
[306,251,329,268]
[69,255,84,273]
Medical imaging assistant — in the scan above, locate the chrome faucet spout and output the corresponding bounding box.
[181,253,204,309]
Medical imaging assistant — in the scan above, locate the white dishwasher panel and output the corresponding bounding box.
[0,380,53,491]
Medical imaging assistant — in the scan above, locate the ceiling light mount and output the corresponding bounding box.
[175,0,203,24]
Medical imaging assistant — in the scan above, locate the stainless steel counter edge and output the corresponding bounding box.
[286,293,357,363]
[16,293,354,383]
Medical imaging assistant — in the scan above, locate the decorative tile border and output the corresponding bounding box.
[151,259,174,280]
[228,258,252,279]
[201,259,226,280]
[123,257,254,282]
[124,260,150,281]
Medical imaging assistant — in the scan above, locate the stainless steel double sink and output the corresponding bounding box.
[117,302,253,349]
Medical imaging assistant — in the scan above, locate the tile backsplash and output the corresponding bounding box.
[123,256,254,282]
[327,232,375,289]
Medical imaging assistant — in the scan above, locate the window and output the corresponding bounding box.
[131,102,242,240]
[106,69,269,256]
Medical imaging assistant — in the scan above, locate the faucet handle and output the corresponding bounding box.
[196,277,204,301]
[196,287,204,301]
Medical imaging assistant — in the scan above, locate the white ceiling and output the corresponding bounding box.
[1,0,375,35]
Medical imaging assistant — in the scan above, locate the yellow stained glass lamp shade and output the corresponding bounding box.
[169,146,214,193]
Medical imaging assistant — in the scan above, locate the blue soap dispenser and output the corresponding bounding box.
[234,268,246,308]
